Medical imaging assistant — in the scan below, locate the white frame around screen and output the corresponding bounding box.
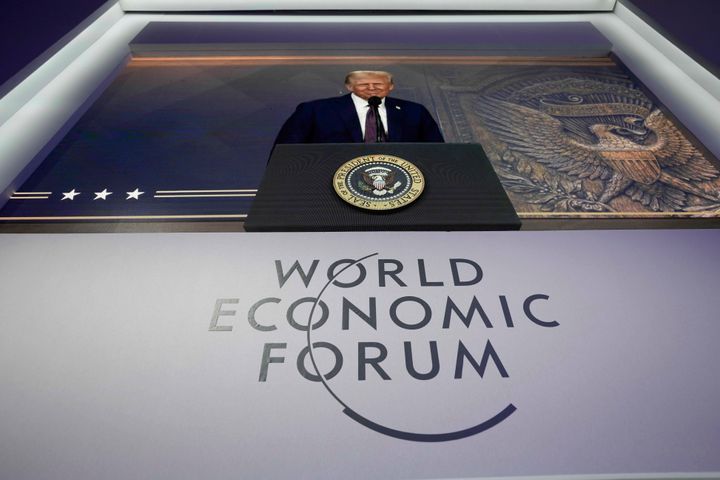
[118,0,617,11]
[1,3,720,208]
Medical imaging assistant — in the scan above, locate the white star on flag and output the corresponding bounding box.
[126,188,144,200]
[61,189,80,200]
[94,189,112,200]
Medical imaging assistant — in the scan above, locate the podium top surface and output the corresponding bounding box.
[245,143,520,232]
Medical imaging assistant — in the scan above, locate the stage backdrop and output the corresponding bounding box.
[0,229,718,479]
[4,21,718,223]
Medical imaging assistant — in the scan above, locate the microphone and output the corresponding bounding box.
[368,96,382,107]
[367,96,386,142]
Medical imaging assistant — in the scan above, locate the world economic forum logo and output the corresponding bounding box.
[209,253,560,442]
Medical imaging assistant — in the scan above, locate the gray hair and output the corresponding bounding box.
[344,71,394,85]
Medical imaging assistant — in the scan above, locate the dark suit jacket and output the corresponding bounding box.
[275,94,444,144]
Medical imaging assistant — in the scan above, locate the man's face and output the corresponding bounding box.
[345,74,394,100]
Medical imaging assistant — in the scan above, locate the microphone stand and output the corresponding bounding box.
[368,96,386,142]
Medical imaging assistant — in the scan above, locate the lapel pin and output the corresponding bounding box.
[395,106,401,110]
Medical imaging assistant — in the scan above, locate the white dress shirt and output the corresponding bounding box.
[351,93,389,137]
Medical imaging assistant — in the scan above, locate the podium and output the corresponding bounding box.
[245,143,520,231]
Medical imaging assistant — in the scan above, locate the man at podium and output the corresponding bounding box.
[275,70,444,144]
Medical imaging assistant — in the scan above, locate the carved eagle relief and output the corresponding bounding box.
[475,74,720,212]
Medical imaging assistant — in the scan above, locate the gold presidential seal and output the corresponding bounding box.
[333,154,425,211]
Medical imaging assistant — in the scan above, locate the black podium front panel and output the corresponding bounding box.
[245,143,520,231]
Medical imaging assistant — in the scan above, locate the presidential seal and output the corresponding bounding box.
[333,154,425,211]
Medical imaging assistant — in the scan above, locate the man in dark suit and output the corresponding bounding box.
[275,71,444,144]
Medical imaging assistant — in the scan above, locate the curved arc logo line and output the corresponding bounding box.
[304,253,516,442]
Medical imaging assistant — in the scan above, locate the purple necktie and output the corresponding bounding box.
[364,104,386,143]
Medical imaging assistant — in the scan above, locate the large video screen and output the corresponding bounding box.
[3,21,718,222]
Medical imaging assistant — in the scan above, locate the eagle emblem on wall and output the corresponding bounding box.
[472,73,720,214]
